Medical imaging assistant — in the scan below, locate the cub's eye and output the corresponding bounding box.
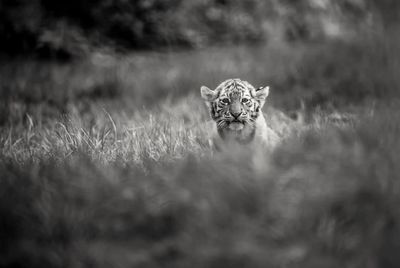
[220,98,230,105]
[242,98,250,103]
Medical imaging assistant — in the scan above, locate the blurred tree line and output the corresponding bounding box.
[0,0,399,60]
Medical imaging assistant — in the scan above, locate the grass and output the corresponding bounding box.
[2,40,400,267]
[0,96,211,165]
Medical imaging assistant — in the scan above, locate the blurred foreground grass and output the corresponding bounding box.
[2,102,400,268]
[2,39,400,267]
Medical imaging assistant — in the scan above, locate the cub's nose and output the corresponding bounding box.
[231,111,242,119]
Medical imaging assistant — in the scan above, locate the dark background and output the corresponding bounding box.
[1,0,400,112]
[1,0,397,57]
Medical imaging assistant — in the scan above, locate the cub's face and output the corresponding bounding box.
[200,78,269,131]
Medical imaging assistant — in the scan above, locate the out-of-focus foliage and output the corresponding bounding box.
[369,0,400,28]
[2,0,398,59]
[0,0,273,58]
[1,96,400,268]
[0,0,42,57]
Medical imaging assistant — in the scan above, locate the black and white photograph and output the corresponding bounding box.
[1,0,400,267]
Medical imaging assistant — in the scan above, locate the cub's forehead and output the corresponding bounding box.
[216,79,254,97]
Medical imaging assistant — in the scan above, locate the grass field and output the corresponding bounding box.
[2,40,400,267]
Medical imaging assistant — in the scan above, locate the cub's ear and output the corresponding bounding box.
[254,86,269,107]
[255,86,269,100]
[200,86,217,102]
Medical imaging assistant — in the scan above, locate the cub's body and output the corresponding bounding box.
[209,113,279,152]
